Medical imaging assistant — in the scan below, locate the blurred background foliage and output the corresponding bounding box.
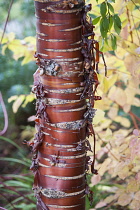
[0,0,140,209]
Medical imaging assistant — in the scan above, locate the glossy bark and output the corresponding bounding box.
[31,0,98,209]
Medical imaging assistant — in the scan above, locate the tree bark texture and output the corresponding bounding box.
[31,0,101,209]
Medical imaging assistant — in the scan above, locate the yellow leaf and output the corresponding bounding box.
[117,165,130,180]
[124,87,136,105]
[123,104,131,113]
[94,97,112,111]
[103,74,118,93]
[13,95,25,113]
[24,36,36,45]
[114,129,129,141]
[132,165,140,173]
[108,104,118,119]
[124,54,140,77]
[121,25,129,40]
[127,1,135,11]
[108,86,117,101]
[2,44,8,55]
[135,191,140,201]
[1,36,8,44]
[114,88,127,107]
[95,201,107,209]
[97,73,104,83]
[113,58,128,76]
[8,39,21,50]
[98,158,111,176]
[114,116,131,128]
[119,143,128,153]
[104,195,116,204]
[129,199,140,210]
[133,0,140,3]
[8,40,26,60]
[7,32,15,42]
[22,94,35,107]
[98,119,112,130]
[21,52,34,65]
[128,80,139,94]
[117,193,132,206]
[93,109,105,125]
[113,0,125,13]
[91,174,101,186]
[8,95,18,103]
[115,46,127,59]
[115,188,125,197]
[123,41,138,55]
[105,128,113,140]
[132,97,140,107]
[126,178,139,193]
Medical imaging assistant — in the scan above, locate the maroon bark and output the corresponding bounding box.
[30,0,101,209]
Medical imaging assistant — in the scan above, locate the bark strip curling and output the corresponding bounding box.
[30,0,103,209]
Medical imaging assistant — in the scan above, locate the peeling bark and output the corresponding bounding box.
[30,0,102,209]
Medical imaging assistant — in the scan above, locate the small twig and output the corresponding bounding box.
[131,11,140,45]
[130,112,140,122]
[0,92,8,135]
[107,142,120,161]
[126,2,133,43]
[103,200,117,210]
[0,0,14,45]
[131,0,140,12]
[129,112,139,129]
[119,105,139,129]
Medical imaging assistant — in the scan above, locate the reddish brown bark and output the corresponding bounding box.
[30,0,101,209]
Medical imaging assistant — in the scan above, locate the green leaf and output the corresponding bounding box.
[103,17,109,31]
[111,34,117,50]
[100,18,107,38]
[92,16,101,25]
[4,180,31,188]
[110,0,115,2]
[4,174,33,182]
[107,2,114,13]
[113,14,121,29]
[109,15,114,30]
[114,22,121,35]
[104,37,109,45]
[100,2,107,17]
[0,188,18,195]
[14,203,36,210]
[99,38,105,52]
[0,157,31,167]
[113,14,121,34]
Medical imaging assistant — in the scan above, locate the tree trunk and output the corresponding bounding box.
[31,0,99,209]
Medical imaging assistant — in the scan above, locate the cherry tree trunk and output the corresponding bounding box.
[31,0,99,209]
